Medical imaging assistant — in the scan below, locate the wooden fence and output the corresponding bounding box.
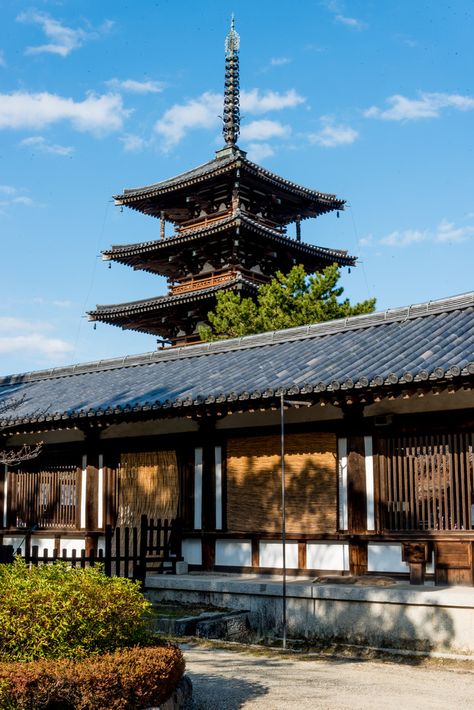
[0,515,182,583]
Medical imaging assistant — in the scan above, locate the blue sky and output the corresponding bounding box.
[1,0,473,375]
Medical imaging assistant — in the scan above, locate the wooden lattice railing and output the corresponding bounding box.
[378,433,474,531]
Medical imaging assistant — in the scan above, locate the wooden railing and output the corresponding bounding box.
[176,211,232,233]
[171,270,238,295]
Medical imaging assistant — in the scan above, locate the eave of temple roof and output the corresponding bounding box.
[88,274,259,320]
[2,292,474,426]
[114,150,344,210]
[103,211,356,270]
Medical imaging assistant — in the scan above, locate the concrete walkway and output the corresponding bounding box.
[182,643,474,710]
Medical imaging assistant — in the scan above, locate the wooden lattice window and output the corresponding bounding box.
[12,464,79,529]
[378,433,474,531]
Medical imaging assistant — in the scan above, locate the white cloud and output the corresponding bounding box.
[20,135,74,156]
[17,11,112,57]
[0,317,73,359]
[154,91,221,150]
[270,57,292,67]
[241,88,305,113]
[358,234,373,247]
[309,119,358,147]
[0,334,73,357]
[365,92,474,121]
[380,219,474,247]
[325,1,367,30]
[246,143,275,162]
[106,78,165,94]
[0,91,130,134]
[51,300,73,308]
[120,133,148,152]
[154,88,305,150]
[335,14,366,30]
[0,186,36,211]
[0,185,17,195]
[435,219,474,243]
[240,120,290,142]
[380,229,428,247]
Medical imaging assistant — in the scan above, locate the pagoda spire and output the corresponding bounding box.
[223,15,240,147]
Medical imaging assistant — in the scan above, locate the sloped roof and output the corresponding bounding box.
[114,150,344,212]
[1,293,474,426]
[87,274,259,327]
[103,211,355,269]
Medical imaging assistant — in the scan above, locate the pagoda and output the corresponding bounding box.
[88,19,355,346]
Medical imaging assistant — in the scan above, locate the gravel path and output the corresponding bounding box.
[182,643,474,710]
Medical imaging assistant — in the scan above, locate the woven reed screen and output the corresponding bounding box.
[227,433,337,534]
[117,451,179,527]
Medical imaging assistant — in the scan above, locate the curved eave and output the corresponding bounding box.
[114,155,344,215]
[102,212,356,272]
[88,277,259,321]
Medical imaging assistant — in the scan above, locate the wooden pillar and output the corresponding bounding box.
[0,464,6,529]
[197,416,217,533]
[202,535,215,571]
[81,426,101,534]
[343,404,369,576]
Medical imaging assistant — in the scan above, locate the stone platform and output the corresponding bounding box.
[146,573,474,654]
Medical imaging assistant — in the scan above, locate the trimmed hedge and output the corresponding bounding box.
[0,559,152,661]
[0,644,185,710]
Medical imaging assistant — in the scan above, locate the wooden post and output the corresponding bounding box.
[0,465,6,529]
[202,534,215,571]
[343,404,369,576]
[402,542,431,585]
[251,537,259,568]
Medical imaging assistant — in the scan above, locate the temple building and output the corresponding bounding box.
[88,20,354,346]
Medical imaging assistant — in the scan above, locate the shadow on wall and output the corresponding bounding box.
[307,593,456,656]
[226,432,338,535]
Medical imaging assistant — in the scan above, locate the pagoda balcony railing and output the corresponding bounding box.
[175,211,233,234]
[174,210,287,236]
[170,269,267,296]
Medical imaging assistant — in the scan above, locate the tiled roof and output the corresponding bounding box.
[88,275,259,320]
[114,151,344,207]
[1,292,474,425]
[103,211,355,267]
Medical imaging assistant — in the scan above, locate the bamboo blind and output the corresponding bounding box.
[227,433,337,534]
[379,433,474,531]
[117,451,179,527]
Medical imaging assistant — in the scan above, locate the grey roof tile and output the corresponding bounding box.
[1,292,474,424]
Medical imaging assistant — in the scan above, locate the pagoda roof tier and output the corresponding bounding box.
[103,211,355,278]
[114,148,345,226]
[88,275,259,339]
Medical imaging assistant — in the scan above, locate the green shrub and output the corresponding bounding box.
[0,644,185,710]
[0,558,152,661]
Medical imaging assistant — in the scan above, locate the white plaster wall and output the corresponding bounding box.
[215,540,252,567]
[2,536,25,554]
[307,542,349,571]
[368,543,408,573]
[59,538,86,555]
[259,541,299,569]
[30,538,55,556]
[182,539,202,565]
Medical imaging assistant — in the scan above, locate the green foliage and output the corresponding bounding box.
[0,644,185,710]
[0,558,152,662]
[200,264,376,341]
